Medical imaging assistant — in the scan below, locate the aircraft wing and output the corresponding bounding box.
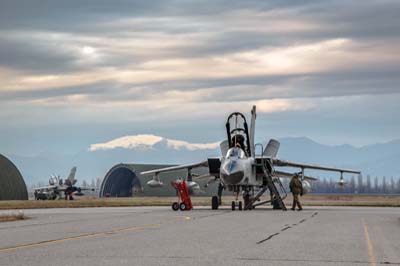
[272,159,361,174]
[140,160,209,176]
[79,187,96,191]
[34,185,57,191]
[273,170,318,181]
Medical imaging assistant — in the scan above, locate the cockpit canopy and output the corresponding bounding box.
[226,147,246,159]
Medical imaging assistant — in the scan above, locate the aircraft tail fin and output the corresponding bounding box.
[220,140,229,156]
[263,139,280,158]
[67,167,77,183]
[249,105,256,157]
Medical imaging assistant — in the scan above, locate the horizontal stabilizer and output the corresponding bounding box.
[263,139,280,158]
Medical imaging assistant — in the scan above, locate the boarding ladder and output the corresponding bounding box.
[261,158,287,211]
[252,144,287,210]
[260,158,287,210]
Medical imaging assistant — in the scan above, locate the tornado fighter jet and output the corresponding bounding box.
[34,167,95,200]
[141,106,360,210]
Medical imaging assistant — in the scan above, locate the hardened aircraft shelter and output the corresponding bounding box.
[0,153,28,200]
[99,163,210,197]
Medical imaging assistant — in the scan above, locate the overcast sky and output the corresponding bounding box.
[1,0,399,155]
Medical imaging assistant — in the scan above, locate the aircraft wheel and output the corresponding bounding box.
[211,196,219,210]
[231,201,235,211]
[179,202,187,211]
[238,201,242,211]
[172,202,179,211]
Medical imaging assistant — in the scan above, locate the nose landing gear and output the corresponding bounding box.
[231,190,243,211]
[231,201,243,211]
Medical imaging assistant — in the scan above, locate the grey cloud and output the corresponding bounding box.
[0,0,316,29]
[0,1,166,31]
[4,68,399,104]
[0,36,80,73]
[0,81,122,101]
[294,1,400,41]
[1,1,400,110]
[1,0,399,75]
[1,0,398,40]
[129,68,400,98]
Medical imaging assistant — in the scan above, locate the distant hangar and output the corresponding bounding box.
[100,163,211,197]
[0,154,28,200]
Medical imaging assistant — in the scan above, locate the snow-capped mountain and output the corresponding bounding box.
[89,134,220,152]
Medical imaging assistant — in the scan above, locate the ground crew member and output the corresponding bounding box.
[289,173,303,211]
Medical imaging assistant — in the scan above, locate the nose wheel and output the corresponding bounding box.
[231,190,243,211]
[231,201,243,211]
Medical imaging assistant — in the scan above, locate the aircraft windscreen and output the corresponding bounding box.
[226,147,246,159]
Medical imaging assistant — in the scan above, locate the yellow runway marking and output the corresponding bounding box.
[362,218,376,266]
[0,223,160,253]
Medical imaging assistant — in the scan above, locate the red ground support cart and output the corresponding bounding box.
[170,180,193,211]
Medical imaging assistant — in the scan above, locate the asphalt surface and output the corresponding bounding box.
[0,206,399,266]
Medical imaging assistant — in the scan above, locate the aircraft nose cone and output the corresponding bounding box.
[222,171,244,184]
[221,161,244,184]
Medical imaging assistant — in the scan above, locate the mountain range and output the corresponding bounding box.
[5,134,400,187]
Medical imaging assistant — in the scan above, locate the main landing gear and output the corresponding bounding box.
[211,196,219,210]
[64,192,74,200]
[211,183,224,210]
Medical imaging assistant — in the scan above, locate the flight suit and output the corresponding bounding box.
[289,176,303,210]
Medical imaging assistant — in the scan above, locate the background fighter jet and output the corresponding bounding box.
[141,106,361,211]
[34,167,95,200]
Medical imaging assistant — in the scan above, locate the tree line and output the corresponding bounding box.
[310,175,400,194]
[32,176,400,195]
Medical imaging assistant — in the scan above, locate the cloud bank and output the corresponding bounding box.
[0,0,399,154]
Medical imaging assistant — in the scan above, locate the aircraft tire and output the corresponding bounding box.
[179,202,187,211]
[172,202,179,211]
[238,201,242,211]
[211,196,219,210]
[231,201,235,211]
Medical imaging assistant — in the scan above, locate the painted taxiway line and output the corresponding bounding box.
[362,218,376,266]
[0,214,194,253]
[0,223,160,253]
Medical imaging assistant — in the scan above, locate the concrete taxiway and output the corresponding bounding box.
[0,206,399,266]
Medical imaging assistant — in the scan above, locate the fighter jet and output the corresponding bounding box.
[34,167,95,200]
[141,106,361,211]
